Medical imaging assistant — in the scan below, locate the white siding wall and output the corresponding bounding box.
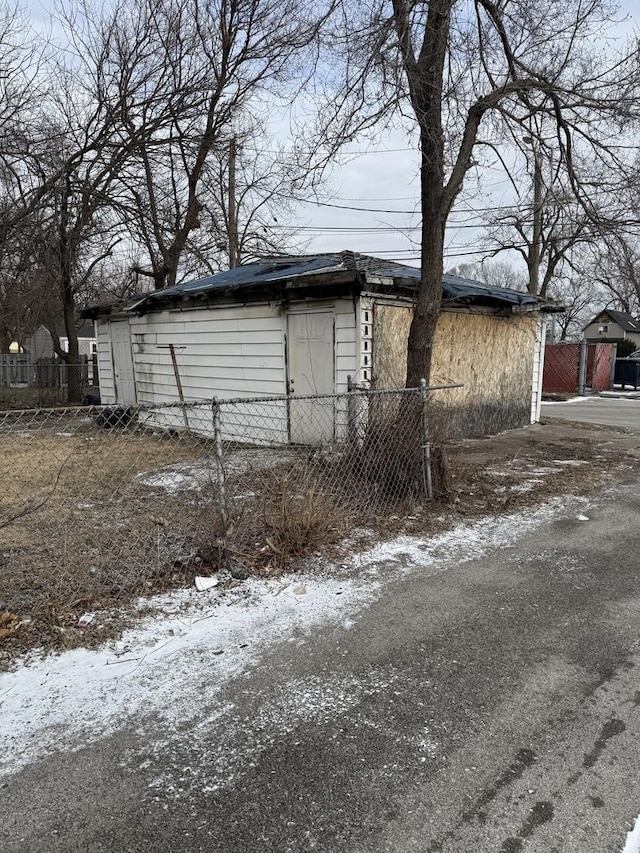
[95,297,363,444]
[128,304,286,403]
[96,320,115,403]
[334,298,358,393]
[530,317,546,424]
[127,304,288,441]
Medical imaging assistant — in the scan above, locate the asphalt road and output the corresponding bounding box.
[5,481,640,852]
[542,396,640,430]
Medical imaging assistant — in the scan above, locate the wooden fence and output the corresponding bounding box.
[0,354,98,388]
[542,342,615,394]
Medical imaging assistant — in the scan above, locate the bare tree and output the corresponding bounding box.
[552,275,601,341]
[476,129,627,301]
[191,129,310,273]
[0,5,127,397]
[316,0,640,385]
[0,218,41,352]
[28,167,122,402]
[2,46,132,400]
[72,0,327,290]
[447,258,528,291]
[484,181,594,298]
[587,233,640,315]
[1,0,325,395]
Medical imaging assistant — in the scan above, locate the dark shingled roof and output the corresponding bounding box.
[120,251,543,314]
[54,321,95,339]
[586,308,640,333]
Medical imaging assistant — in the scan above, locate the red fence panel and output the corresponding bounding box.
[543,343,615,394]
[587,343,615,391]
[543,344,580,393]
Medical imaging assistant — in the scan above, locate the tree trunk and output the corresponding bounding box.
[64,314,81,404]
[400,0,451,389]
[152,267,167,290]
[58,174,83,404]
[406,143,446,388]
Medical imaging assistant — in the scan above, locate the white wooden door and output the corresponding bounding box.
[287,311,335,444]
[110,321,137,405]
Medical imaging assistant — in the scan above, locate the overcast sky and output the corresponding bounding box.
[23,0,640,273]
[295,0,640,271]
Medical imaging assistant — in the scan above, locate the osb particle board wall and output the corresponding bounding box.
[372,304,538,436]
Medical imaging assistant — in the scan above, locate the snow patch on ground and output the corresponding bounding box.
[135,460,215,492]
[0,577,379,779]
[601,390,640,399]
[0,496,587,786]
[136,448,300,494]
[541,397,594,405]
[351,497,573,576]
[144,669,400,799]
[508,479,543,493]
[622,815,640,853]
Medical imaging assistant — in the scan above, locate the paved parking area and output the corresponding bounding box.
[6,480,640,852]
[541,396,640,431]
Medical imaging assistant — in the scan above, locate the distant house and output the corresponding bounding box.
[84,251,556,441]
[23,322,97,360]
[583,309,640,347]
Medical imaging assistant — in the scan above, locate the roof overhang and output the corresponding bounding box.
[82,255,553,319]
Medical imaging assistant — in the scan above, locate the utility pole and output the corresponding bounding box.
[524,136,543,295]
[228,136,239,268]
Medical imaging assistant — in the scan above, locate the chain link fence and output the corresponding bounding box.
[0,384,454,640]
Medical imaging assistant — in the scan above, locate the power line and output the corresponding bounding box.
[292,196,541,217]
[252,146,417,157]
[326,196,418,202]
[269,222,493,233]
[293,198,417,214]
[316,247,493,260]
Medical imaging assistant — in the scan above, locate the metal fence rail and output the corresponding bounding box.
[0,384,456,639]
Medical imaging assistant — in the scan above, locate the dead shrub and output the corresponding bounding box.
[258,464,342,568]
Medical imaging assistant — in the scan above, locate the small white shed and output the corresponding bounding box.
[85,252,550,442]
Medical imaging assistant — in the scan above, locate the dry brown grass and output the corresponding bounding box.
[0,429,208,545]
[0,421,224,655]
[1,411,638,668]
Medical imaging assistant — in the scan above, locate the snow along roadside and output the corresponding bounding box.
[0,496,589,779]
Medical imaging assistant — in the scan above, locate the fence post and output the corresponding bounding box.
[347,375,357,443]
[420,378,434,501]
[578,339,588,395]
[212,397,229,529]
